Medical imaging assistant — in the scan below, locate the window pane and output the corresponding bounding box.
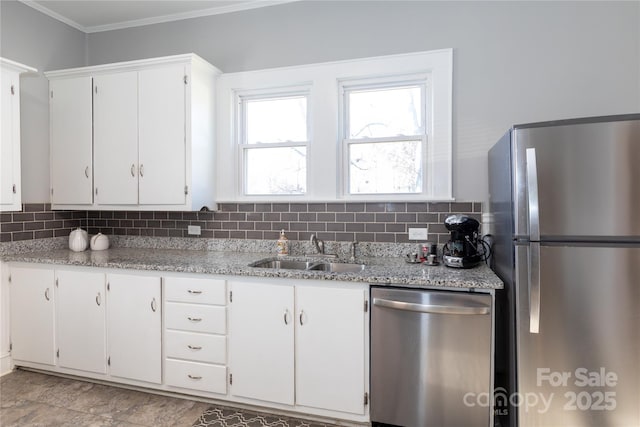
[348,86,422,139]
[246,96,307,144]
[246,147,307,195]
[349,141,422,194]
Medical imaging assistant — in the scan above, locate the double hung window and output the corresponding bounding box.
[238,90,309,195]
[220,49,452,201]
[341,79,428,195]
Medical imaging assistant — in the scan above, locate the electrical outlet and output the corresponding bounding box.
[187,225,201,236]
[408,228,428,240]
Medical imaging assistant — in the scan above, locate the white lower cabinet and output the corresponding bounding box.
[56,269,107,374]
[9,265,56,366]
[8,263,369,423]
[163,276,228,396]
[107,273,161,384]
[9,265,162,385]
[229,281,295,405]
[295,285,367,415]
[229,279,369,417]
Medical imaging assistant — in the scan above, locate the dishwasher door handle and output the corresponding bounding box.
[373,297,490,315]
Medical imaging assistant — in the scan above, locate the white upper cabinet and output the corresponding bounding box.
[0,58,37,211]
[93,71,139,205]
[45,54,220,210]
[50,76,94,205]
[139,64,187,205]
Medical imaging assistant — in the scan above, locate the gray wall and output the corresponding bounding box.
[87,1,640,204]
[1,0,87,203]
[4,1,640,204]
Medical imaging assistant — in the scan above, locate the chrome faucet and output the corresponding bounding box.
[310,234,324,254]
[350,240,358,262]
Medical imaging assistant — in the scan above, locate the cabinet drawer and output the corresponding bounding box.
[164,277,226,305]
[165,359,226,394]
[165,330,226,364]
[165,303,226,334]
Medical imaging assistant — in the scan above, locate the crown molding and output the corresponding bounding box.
[18,0,299,34]
[19,0,87,32]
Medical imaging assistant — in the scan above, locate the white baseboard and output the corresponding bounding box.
[0,353,13,376]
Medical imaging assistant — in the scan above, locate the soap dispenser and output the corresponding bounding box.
[276,229,289,256]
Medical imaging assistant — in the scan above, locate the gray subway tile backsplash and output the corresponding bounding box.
[0,202,483,244]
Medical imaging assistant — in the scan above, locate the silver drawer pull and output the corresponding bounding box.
[96,292,102,306]
[187,345,202,350]
[150,298,157,312]
[187,290,202,294]
[187,317,202,322]
[187,374,202,380]
[44,288,51,301]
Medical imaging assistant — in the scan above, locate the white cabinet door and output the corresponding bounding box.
[56,270,106,374]
[229,281,294,405]
[107,273,161,384]
[0,67,17,208]
[94,72,139,205]
[138,65,186,205]
[50,77,93,205]
[9,266,56,365]
[295,286,366,414]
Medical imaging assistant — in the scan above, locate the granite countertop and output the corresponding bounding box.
[3,246,503,290]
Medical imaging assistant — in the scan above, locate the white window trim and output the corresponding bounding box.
[216,49,453,202]
[234,86,311,196]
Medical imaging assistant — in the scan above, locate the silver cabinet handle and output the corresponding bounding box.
[139,164,144,177]
[283,309,290,325]
[44,288,50,301]
[187,290,202,294]
[187,317,202,322]
[372,298,490,315]
[10,84,15,95]
[131,164,136,177]
[12,184,16,194]
[150,298,157,312]
[96,292,101,306]
[187,345,202,350]
[526,148,541,334]
[85,166,89,178]
[299,310,305,326]
[187,374,202,380]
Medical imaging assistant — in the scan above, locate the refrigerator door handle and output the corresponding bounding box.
[525,148,541,241]
[526,148,541,333]
[528,242,541,333]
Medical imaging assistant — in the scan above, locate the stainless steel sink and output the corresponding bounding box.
[250,260,315,270]
[307,262,366,273]
[250,259,365,273]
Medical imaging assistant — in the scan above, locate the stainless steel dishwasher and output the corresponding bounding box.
[371,287,494,427]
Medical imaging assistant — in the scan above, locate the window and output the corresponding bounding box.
[218,49,452,201]
[238,91,309,195]
[342,81,427,195]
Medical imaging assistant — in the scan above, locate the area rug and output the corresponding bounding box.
[192,406,336,427]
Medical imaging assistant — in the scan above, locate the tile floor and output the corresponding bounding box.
[1,369,211,426]
[1,369,340,427]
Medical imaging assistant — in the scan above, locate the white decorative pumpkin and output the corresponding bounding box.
[90,233,110,251]
[68,227,89,252]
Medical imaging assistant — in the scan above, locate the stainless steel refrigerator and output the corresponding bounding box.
[488,114,640,427]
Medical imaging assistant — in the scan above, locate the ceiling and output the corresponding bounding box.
[21,0,298,33]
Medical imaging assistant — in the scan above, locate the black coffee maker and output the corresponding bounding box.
[442,215,482,268]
